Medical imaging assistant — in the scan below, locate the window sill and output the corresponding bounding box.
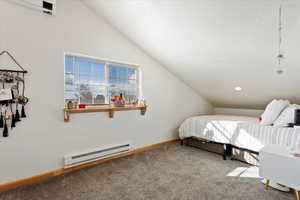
[64,104,147,122]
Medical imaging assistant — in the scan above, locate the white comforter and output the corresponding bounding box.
[179,115,300,152]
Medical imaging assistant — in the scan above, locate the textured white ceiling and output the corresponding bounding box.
[83,0,300,109]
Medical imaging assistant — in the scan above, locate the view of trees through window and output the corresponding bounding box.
[65,55,139,105]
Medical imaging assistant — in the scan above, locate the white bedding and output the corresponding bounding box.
[179,115,300,152]
[232,123,300,152]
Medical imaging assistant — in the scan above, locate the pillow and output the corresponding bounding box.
[273,104,300,127]
[260,99,290,125]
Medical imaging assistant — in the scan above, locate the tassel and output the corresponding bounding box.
[3,121,8,137]
[21,105,26,118]
[15,108,21,122]
[11,89,15,100]
[0,113,3,128]
[11,114,16,128]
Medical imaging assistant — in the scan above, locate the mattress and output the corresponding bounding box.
[179,115,300,152]
[179,115,258,144]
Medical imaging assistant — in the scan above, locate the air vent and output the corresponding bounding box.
[10,0,56,15]
[42,1,54,15]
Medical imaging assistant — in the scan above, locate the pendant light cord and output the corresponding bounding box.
[278,4,283,65]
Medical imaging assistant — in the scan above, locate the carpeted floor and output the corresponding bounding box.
[0,143,294,200]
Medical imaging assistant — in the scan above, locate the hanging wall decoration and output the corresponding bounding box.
[0,51,29,137]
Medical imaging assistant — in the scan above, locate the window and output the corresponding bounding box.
[64,54,140,105]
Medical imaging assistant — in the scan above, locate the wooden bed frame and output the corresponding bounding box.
[181,137,259,165]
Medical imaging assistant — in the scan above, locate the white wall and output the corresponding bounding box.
[0,0,212,184]
[214,107,263,117]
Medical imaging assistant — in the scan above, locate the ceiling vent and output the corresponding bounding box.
[9,0,56,15]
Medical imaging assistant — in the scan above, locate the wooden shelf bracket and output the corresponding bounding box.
[109,110,114,118]
[64,110,70,122]
[141,107,146,115]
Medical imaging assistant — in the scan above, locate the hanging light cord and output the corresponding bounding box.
[278,4,283,65]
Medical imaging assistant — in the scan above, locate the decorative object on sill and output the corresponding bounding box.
[113,102,124,107]
[0,50,29,137]
[275,3,286,75]
[78,104,86,109]
[113,93,125,107]
[132,98,138,105]
[67,101,74,109]
[113,100,125,107]
[139,98,147,106]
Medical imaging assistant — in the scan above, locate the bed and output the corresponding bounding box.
[179,115,300,164]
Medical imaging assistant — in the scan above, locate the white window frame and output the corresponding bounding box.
[64,52,142,105]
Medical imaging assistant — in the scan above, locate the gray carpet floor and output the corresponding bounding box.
[0,143,294,200]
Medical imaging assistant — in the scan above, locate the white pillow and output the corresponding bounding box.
[260,99,290,125]
[273,104,300,127]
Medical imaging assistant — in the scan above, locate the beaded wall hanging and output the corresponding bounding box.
[0,51,29,137]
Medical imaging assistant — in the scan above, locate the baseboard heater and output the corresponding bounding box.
[64,143,133,168]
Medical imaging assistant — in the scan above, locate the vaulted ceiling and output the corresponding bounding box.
[83,0,300,109]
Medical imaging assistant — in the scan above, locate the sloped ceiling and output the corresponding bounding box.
[82,0,300,109]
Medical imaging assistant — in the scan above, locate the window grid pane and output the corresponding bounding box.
[108,64,138,103]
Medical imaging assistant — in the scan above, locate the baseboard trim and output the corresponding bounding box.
[0,139,179,192]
